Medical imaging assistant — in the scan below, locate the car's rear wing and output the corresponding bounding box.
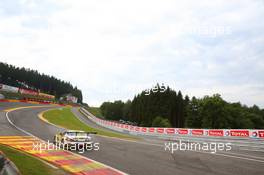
[87,132,97,135]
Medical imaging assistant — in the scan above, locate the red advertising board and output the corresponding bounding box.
[135,127,140,132]
[19,88,38,96]
[209,130,224,137]
[178,129,188,135]
[191,129,204,135]
[259,131,264,138]
[157,128,164,134]
[166,128,175,134]
[148,128,155,133]
[230,130,249,137]
[141,127,147,132]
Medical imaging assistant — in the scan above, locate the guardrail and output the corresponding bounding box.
[80,107,264,139]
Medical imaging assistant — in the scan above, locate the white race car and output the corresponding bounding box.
[53,130,97,150]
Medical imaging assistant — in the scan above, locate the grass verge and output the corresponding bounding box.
[0,144,67,175]
[86,107,104,119]
[43,108,137,140]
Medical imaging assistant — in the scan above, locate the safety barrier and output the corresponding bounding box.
[80,107,264,139]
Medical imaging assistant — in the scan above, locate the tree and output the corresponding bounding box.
[0,62,83,102]
[152,116,171,127]
[99,84,264,129]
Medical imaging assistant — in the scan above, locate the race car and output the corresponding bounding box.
[53,130,97,150]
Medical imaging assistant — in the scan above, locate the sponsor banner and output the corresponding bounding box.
[141,127,147,132]
[0,84,19,93]
[135,127,140,132]
[148,128,155,133]
[259,131,264,138]
[157,128,164,134]
[178,129,188,135]
[191,129,204,136]
[166,128,175,134]
[208,130,224,137]
[19,88,38,96]
[230,130,249,137]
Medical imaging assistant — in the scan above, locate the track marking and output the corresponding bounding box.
[4,106,128,175]
[4,105,57,112]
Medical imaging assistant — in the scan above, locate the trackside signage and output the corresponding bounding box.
[208,130,224,136]
[157,128,164,134]
[166,128,175,134]
[230,130,249,137]
[0,84,19,93]
[79,108,264,139]
[141,127,147,132]
[148,128,155,133]
[191,129,204,135]
[259,131,264,138]
[178,129,188,135]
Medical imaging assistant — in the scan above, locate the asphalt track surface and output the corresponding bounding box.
[1,102,264,175]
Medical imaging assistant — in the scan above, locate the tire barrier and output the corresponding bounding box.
[80,108,264,139]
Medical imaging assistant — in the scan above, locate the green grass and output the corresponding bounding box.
[86,107,104,119]
[43,108,137,140]
[0,144,67,175]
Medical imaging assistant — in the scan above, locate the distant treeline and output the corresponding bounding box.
[100,84,264,129]
[0,62,83,103]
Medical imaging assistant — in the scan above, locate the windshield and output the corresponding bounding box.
[66,132,87,137]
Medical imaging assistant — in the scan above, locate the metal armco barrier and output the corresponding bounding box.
[80,108,264,139]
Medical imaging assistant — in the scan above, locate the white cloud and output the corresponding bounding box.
[0,0,264,107]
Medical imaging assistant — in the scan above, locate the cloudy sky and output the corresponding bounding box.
[0,0,264,107]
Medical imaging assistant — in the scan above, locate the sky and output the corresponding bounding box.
[0,0,264,107]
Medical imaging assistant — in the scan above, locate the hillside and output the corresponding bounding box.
[0,62,83,103]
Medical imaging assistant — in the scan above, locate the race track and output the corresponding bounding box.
[1,102,264,175]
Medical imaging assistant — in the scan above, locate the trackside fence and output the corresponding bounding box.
[80,108,264,139]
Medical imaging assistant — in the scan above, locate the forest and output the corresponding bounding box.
[100,84,264,129]
[0,62,83,103]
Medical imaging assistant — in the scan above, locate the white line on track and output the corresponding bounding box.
[5,107,128,175]
[5,111,58,169]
